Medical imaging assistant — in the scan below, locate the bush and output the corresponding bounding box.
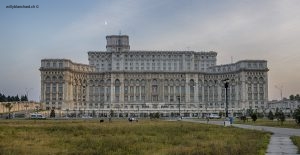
[268,111,274,120]
[293,106,300,125]
[278,111,285,125]
[50,109,55,118]
[240,116,247,123]
[251,113,257,122]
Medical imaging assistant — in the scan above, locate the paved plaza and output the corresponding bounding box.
[183,119,300,155]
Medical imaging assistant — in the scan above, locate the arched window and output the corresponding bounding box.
[130,79,134,85]
[152,79,158,85]
[142,79,146,86]
[45,76,50,81]
[175,79,180,86]
[106,79,111,86]
[247,77,252,83]
[52,76,57,81]
[181,79,185,86]
[169,79,174,86]
[164,79,169,86]
[124,79,129,86]
[100,80,104,86]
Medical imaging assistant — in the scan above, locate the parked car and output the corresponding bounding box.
[128,117,138,122]
[209,114,221,119]
[30,113,46,119]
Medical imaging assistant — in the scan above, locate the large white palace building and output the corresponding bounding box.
[40,35,269,117]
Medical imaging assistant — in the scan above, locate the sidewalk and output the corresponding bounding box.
[183,119,300,155]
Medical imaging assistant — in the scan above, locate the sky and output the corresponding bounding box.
[0,0,299,101]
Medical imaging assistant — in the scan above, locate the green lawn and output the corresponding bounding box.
[0,119,270,155]
[234,118,300,129]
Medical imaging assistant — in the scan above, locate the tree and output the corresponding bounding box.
[278,111,285,125]
[21,95,28,101]
[110,109,114,118]
[0,93,4,102]
[246,108,254,117]
[219,111,224,118]
[293,106,300,125]
[268,111,274,120]
[4,102,14,119]
[290,95,295,100]
[251,113,258,122]
[15,95,20,101]
[50,109,55,118]
[296,94,300,101]
[240,116,247,123]
[275,108,280,119]
[154,112,160,119]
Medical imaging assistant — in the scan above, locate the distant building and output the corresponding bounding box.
[39,35,269,117]
[0,101,39,114]
[268,99,300,113]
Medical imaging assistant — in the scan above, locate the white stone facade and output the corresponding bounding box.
[40,35,269,117]
[268,99,300,113]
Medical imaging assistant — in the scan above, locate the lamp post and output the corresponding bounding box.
[25,88,33,101]
[177,96,181,118]
[25,88,33,118]
[223,79,229,118]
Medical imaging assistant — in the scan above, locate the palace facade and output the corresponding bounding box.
[40,35,269,117]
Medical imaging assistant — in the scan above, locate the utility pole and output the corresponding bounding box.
[275,85,283,101]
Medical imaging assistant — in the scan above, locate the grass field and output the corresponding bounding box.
[0,119,270,155]
[291,136,300,153]
[234,118,300,129]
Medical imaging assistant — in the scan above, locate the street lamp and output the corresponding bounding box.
[275,85,283,101]
[25,88,33,101]
[223,79,229,118]
[177,96,181,118]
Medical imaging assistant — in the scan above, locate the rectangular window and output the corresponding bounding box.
[136,86,140,94]
[176,86,180,94]
[164,86,168,94]
[170,86,174,95]
[141,86,145,94]
[58,86,63,93]
[52,85,57,93]
[130,86,134,94]
[181,86,185,94]
[164,96,168,102]
[115,86,120,94]
[124,86,128,94]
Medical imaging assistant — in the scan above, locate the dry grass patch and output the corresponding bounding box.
[291,136,300,153]
[0,119,270,155]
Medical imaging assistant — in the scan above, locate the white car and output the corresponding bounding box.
[209,114,220,119]
[30,113,46,119]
